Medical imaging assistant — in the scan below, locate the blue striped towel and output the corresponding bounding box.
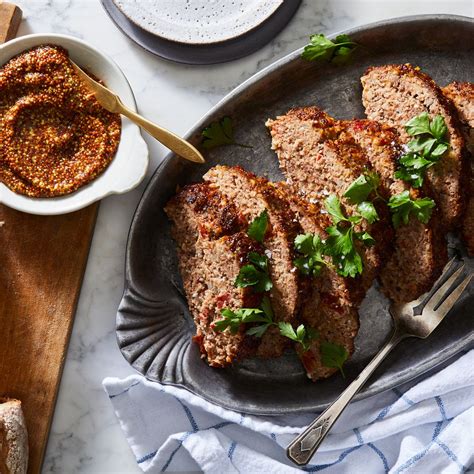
[103,350,473,473]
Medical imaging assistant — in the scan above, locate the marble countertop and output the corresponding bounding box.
[14,1,472,472]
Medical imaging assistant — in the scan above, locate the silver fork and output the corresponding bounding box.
[287,258,472,466]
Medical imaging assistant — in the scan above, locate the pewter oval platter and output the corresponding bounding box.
[117,15,474,415]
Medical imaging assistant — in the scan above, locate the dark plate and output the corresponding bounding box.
[117,15,474,415]
[100,0,301,65]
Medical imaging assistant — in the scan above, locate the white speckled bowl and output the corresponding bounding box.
[0,33,149,216]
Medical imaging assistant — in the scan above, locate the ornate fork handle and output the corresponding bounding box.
[287,327,408,466]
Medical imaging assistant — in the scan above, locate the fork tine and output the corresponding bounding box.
[429,274,472,319]
[423,264,464,312]
[410,258,458,307]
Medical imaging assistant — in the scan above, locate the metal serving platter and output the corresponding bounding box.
[117,15,474,415]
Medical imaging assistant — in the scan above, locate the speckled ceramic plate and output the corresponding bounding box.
[100,0,301,64]
[112,0,284,44]
[117,15,474,415]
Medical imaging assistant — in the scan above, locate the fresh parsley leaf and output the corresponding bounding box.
[344,172,380,204]
[215,296,275,337]
[357,201,379,224]
[201,117,251,149]
[214,307,263,334]
[245,295,274,337]
[248,252,268,272]
[202,117,234,149]
[324,225,365,277]
[331,248,363,278]
[325,225,354,256]
[388,191,435,227]
[430,115,448,140]
[302,33,358,64]
[324,195,348,224]
[293,233,326,276]
[320,341,349,377]
[247,210,268,243]
[394,168,425,189]
[355,231,375,247]
[260,295,274,319]
[235,252,272,292]
[323,194,377,278]
[431,142,449,157]
[397,113,450,188]
[405,112,431,135]
[278,322,318,352]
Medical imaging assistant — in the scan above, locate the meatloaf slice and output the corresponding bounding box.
[344,119,448,302]
[203,165,305,357]
[164,183,246,316]
[193,234,263,367]
[266,107,387,294]
[165,186,262,367]
[361,64,466,231]
[275,182,359,380]
[443,82,474,255]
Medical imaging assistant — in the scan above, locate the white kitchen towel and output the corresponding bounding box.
[103,350,474,473]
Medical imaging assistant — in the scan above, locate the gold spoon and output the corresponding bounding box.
[70,61,205,164]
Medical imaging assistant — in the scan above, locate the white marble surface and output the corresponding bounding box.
[13,1,472,472]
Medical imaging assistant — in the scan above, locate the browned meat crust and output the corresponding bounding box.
[165,184,262,367]
[344,119,447,302]
[443,82,474,255]
[361,64,467,231]
[204,165,307,357]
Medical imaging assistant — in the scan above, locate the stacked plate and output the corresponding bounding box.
[101,0,301,64]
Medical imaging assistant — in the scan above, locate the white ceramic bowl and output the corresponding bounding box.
[0,34,149,215]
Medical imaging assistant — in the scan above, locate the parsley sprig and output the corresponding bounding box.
[343,171,382,223]
[395,112,450,188]
[214,296,274,338]
[279,322,318,352]
[323,194,375,278]
[216,297,317,351]
[235,252,273,293]
[293,233,326,276]
[293,173,380,279]
[388,191,435,228]
[320,341,349,377]
[201,117,252,149]
[247,210,268,243]
[302,34,358,64]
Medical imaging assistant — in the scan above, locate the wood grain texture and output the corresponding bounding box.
[0,2,22,43]
[0,6,100,472]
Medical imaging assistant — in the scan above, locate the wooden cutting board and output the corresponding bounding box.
[0,4,100,472]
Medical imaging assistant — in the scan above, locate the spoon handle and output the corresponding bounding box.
[287,328,407,466]
[119,104,205,164]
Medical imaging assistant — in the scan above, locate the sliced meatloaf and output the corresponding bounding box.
[165,185,263,367]
[165,183,246,317]
[275,182,359,380]
[344,119,448,302]
[361,64,466,231]
[203,165,306,357]
[443,82,474,255]
[266,107,388,294]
